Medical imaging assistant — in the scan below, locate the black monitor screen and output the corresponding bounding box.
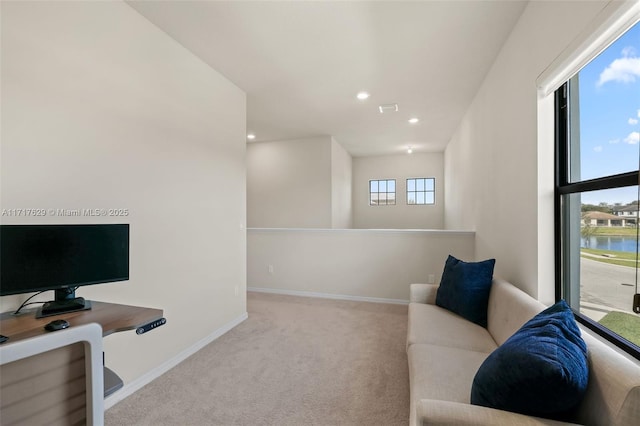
[0,224,129,296]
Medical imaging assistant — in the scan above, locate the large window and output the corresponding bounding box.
[407,178,435,205]
[555,22,640,358]
[369,179,396,206]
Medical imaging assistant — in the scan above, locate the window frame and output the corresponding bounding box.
[406,177,436,206]
[368,179,396,206]
[554,81,640,360]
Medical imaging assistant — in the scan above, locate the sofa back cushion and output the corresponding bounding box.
[573,332,640,426]
[486,279,545,346]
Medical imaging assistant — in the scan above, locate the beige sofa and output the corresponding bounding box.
[407,278,640,426]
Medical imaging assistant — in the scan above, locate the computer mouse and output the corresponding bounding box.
[44,319,70,331]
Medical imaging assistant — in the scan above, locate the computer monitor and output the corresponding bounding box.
[0,224,129,317]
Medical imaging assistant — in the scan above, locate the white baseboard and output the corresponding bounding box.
[247,286,408,305]
[104,311,249,410]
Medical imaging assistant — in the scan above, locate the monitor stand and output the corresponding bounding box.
[36,292,92,318]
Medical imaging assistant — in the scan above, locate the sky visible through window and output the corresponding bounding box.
[579,23,639,205]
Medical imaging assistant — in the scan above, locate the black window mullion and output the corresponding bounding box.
[557,172,639,195]
[554,83,567,302]
[555,83,569,188]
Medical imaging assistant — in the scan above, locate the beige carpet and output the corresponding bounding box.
[106,292,409,426]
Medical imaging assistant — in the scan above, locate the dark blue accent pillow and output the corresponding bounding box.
[470,300,589,418]
[435,255,495,327]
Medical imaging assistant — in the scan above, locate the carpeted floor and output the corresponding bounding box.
[106,292,409,426]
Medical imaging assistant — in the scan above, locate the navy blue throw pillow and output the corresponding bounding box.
[435,255,495,327]
[470,300,589,418]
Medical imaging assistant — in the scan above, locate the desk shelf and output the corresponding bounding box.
[0,301,164,399]
[0,301,164,343]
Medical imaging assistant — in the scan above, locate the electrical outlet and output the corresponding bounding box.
[427,274,435,284]
[268,265,274,274]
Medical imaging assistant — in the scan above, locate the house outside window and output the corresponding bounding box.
[555,22,640,358]
[369,179,396,206]
[407,178,435,205]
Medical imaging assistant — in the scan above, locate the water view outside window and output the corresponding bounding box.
[576,188,639,326]
[559,22,640,350]
[369,179,396,205]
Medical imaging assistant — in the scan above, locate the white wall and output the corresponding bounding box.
[247,137,333,228]
[248,228,474,301]
[247,139,444,231]
[0,1,246,386]
[444,0,609,300]
[353,153,444,229]
[331,138,353,228]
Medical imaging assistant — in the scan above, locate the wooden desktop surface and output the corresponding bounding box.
[0,301,164,344]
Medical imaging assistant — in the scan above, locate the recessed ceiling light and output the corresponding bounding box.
[247,133,256,140]
[408,118,419,124]
[356,92,370,100]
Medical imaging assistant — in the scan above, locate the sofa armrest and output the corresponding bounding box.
[410,284,438,304]
[416,400,579,426]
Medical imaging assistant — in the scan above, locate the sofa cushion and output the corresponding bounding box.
[408,343,490,426]
[471,300,588,419]
[486,279,545,346]
[416,400,579,426]
[407,303,497,353]
[436,255,495,327]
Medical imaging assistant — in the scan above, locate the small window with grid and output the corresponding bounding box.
[369,179,396,206]
[407,178,435,205]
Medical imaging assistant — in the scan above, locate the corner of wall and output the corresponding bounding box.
[330,138,353,229]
